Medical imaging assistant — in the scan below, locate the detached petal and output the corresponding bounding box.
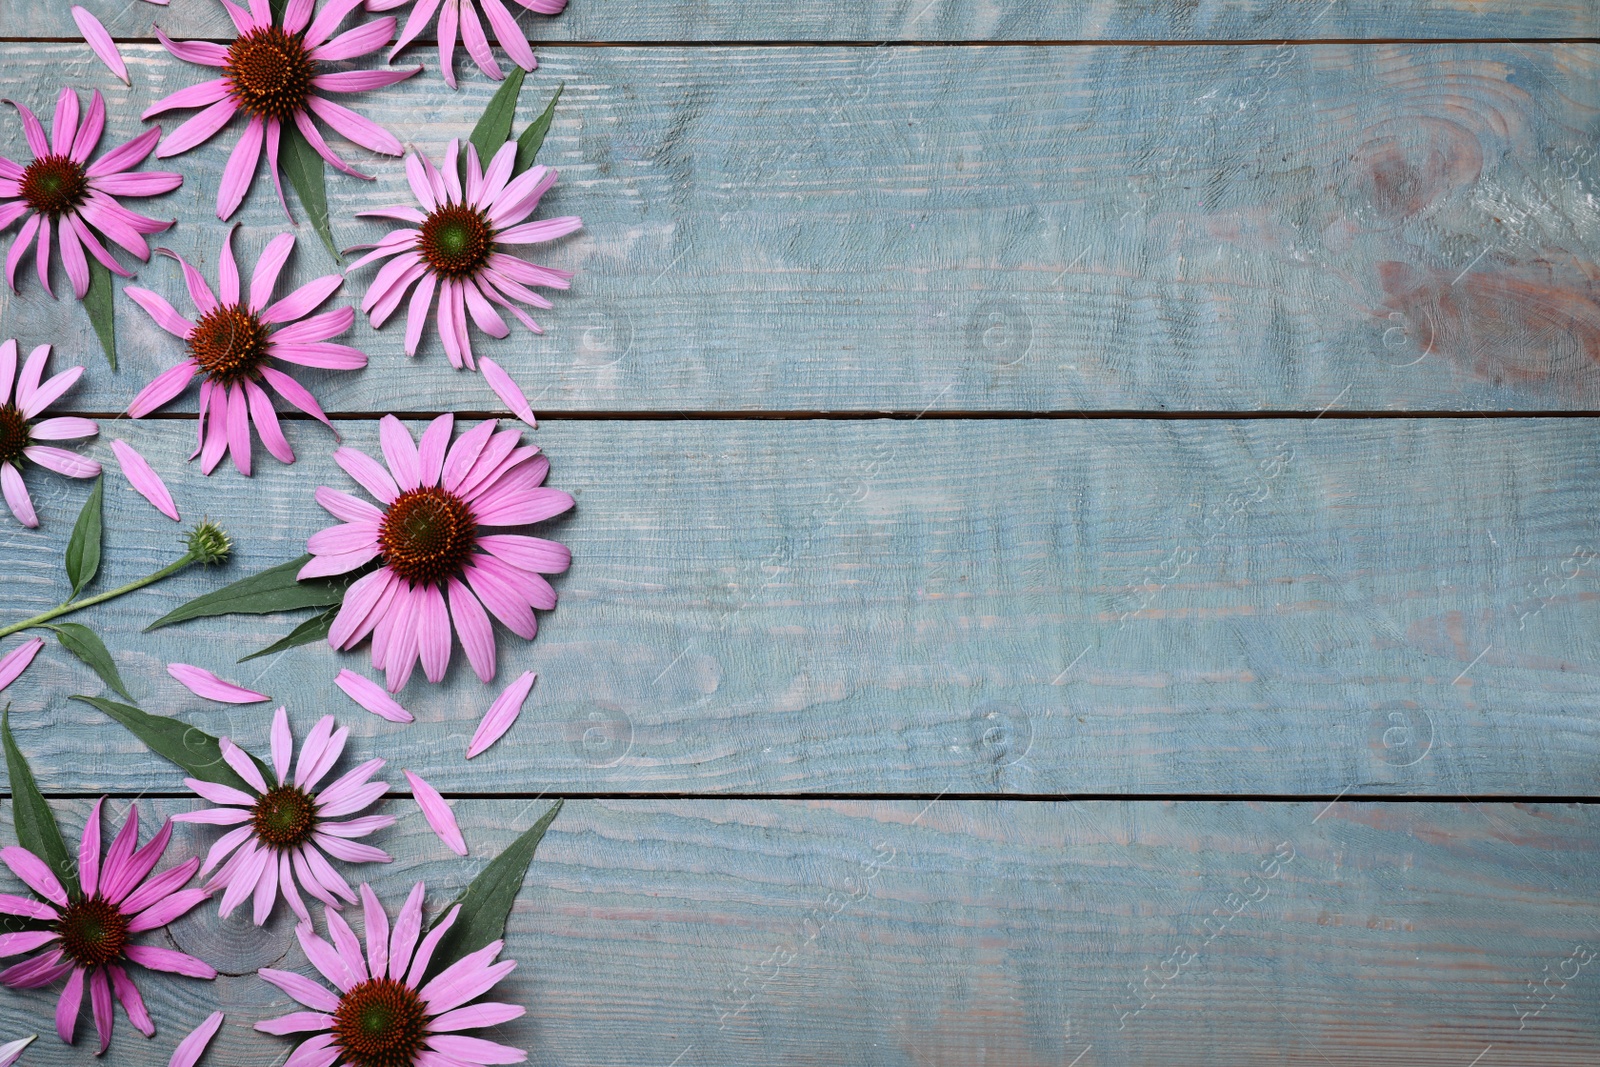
[467,670,535,759]
[72,7,129,85]
[403,770,466,856]
[335,670,414,724]
[110,440,179,521]
[0,637,44,692]
[169,1010,224,1067]
[479,357,537,429]
[168,663,270,703]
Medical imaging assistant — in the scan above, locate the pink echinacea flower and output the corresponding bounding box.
[0,340,99,527]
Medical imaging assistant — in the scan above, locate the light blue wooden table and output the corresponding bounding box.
[1,1,1597,1063]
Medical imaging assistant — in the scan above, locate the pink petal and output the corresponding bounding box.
[293,107,371,180]
[386,882,425,980]
[311,17,397,62]
[404,904,459,987]
[467,670,535,758]
[0,637,44,692]
[4,215,41,295]
[403,771,466,856]
[56,966,84,1045]
[496,215,582,244]
[0,463,37,527]
[72,7,129,85]
[219,739,270,794]
[261,273,342,324]
[416,414,452,487]
[265,116,291,222]
[127,358,198,418]
[378,415,421,492]
[312,69,417,93]
[257,968,338,1012]
[415,583,451,683]
[360,884,389,980]
[5,99,47,159]
[110,439,180,520]
[0,846,66,905]
[311,833,389,864]
[305,96,404,156]
[425,1034,526,1064]
[272,307,355,346]
[260,365,337,434]
[458,0,501,79]
[128,886,208,932]
[194,826,252,882]
[271,342,367,370]
[269,705,294,782]
[87,125,165,179]
[335,669,414,724]
[107,816,176,906]
[327,568,395,649]
[22,446,99,479]
[168,663,269,703]
[142,78,231,117]
[123,286,196,340]
[418,941,512,1014]
[429,1000,524,1032]
[168,1010,224,1067]
[436,0,459,89]
[108,963,153,1038]
[479,356,537,428]
[479,0,535,70]
[478,533,569,574]
[0,892,57,920]
[445,580,495,683]
[334,446,398,503]
[403,271,437,356]
[254,1010,330,1036]
[315,486,382,523]
[159,247,219,315]
[245,380,295,465]
[252,844,281,923]
[473,486,574,527]
[153,97,238,157]
[57,210,91,298]
[324,906,368,983]
[463,561,535,639]
[19,362,85,419]
[218,116,265,220]
[0,339,13,402]
[315,814,394,838]
[123,944,216,979]
[303,0,365,48]
[0,930,60,958]
[79,797,103,898]
[247,231,295,310]
[28,416,96,442]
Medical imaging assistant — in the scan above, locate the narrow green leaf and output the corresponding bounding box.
[268,0,287,20]
[64,475,103,599]
[72,696,270,792]
[145,554,355,631]
[467,66,526,175]
[84,260,117,370]
[2,708,75,896]
[513,83,564,176]
[238,606,338,663]
[279,122,340,264]
[427,799,562,976]
[48,624,133,702]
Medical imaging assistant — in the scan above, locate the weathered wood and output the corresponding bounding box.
[16,0,1600,43]
[0,798,1592,1065]
[6,44,1600,414]
[4,417,1600,796]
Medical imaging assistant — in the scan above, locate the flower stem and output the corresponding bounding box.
[0,554,197,641]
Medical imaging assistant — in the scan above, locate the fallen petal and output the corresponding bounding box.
[110,440,180,521]
[168,663,269,704]
[403,770,466,856]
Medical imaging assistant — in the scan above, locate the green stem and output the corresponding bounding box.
[0,554,197,640]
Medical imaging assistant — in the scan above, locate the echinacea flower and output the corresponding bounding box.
[125,229,365,476]
[0,799,216,1053]
[1,88,179,297]
[0,340,99,527]
[257,882,527,1067]
[303,413,573,691]
[145,0,420,220]
[375,0,565,89]
[350,138,580,370]
[174,707,394,925]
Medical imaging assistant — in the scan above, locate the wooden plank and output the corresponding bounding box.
[7,43,1600,414]
[5,417,1600,796]
[0,798,1591,1064]
[13,0,1600,42]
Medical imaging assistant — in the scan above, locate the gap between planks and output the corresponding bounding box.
[8,791,1599,802]
[3,36,1598,45]
[63,409,1600,421]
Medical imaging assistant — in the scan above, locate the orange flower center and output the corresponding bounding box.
[251,784,318,850]
[56,896,129,968]
[379,486,478,587]
[0,403,27,463]
[225,25,314,122]
[418,204,493,280]
[20,154,88,218]
[332,977,429,1067]
[188,303,271,385]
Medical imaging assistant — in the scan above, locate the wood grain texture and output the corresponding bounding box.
[4,418,1599,796]
[5,44,1600,414]
[17,0,1600,43]
[0,797,1592,1065]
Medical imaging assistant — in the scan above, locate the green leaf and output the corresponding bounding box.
[467,66,526,175]
[48,624,132,702]
[427,799,563,976]
[72,696,271,792]
[64,475,103,599]
[238,606,338,663]
[514,84,563,175]
[268,0,287,20]
[280,122,340,264]
[84,260,117,370]
[145,554,354,631]
[2,708,75,896]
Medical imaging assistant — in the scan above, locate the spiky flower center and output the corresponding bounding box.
[20,154,89,218]
[379,486,478,587]
[0,403,28,464]
[251,784,317,849]
[225,25,314,122]
[188,303,271,384]
[55,896,129,968]
[418,204,493,280]
[332,977,429,1067]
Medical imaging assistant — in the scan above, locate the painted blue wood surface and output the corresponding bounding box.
[4,417,1599,796]
[4,43,1600,413]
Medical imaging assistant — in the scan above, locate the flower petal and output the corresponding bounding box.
[335,670,414,724]
[334,446,399,503]
[168,663,269,704]
[154,97,238,157]
[72,7,130,85]
[217,116,265,220]
[0,846,66,905]
[124,943,216,979]
[124,286,196,340]
[245,379,296,465]
[479,357,537,428]
[467,670,535,759]
[446,579,496,683]
[126,358,198,417]
[108,963,153,1038]
[403,770,466,856]
[169,1010,224,1067]
[110,439,180,520]
[0,463,37,528]
[257,968,339,1012]
[0,637,44,692]
[22,446,99,479]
